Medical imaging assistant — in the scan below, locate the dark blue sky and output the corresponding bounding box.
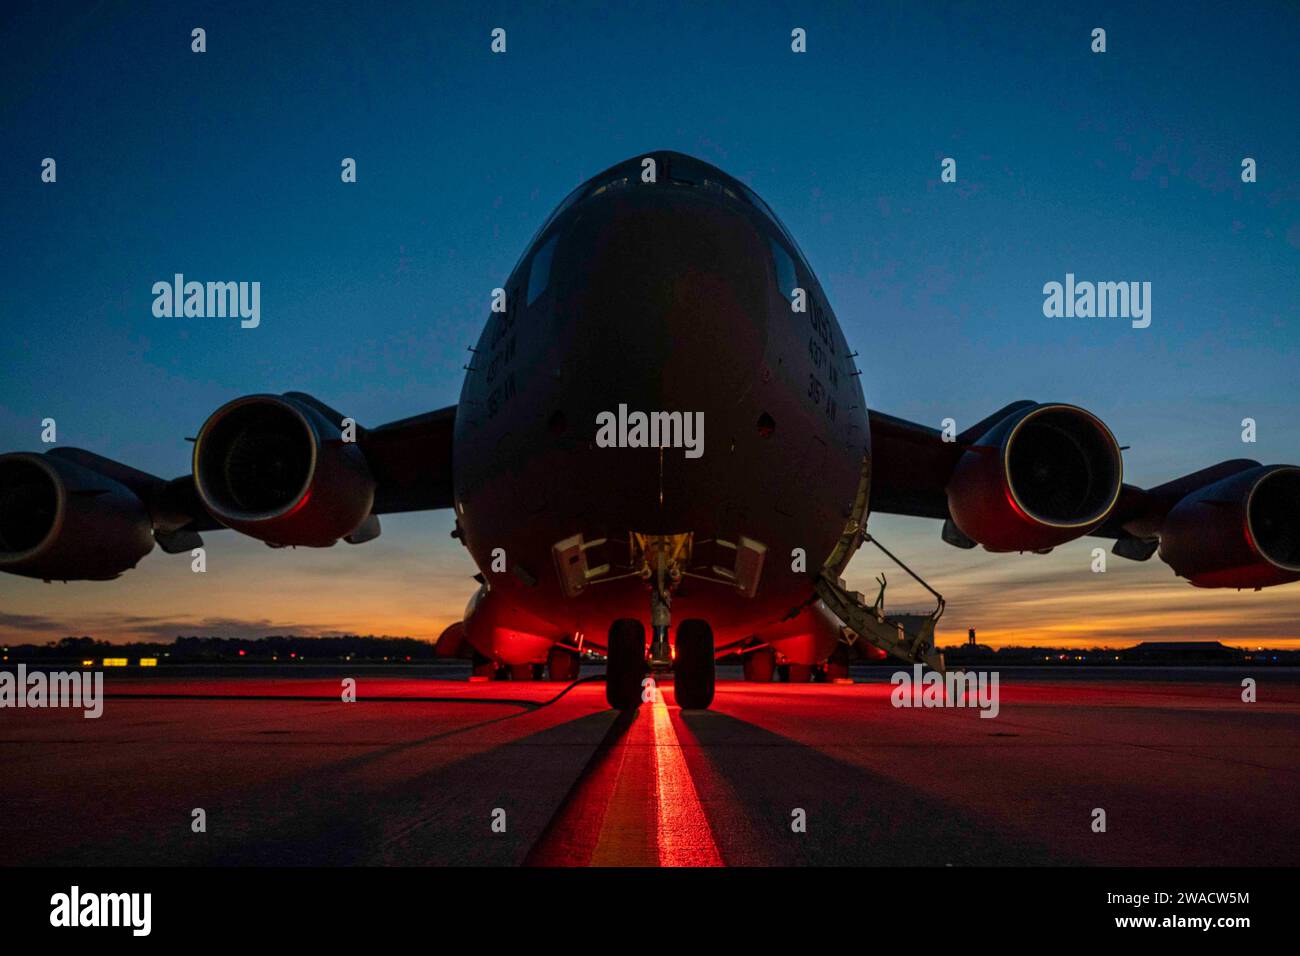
[2,1,1297,645]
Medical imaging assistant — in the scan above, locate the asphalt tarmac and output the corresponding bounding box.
[2,666,1296,866]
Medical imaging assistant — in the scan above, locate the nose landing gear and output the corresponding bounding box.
[604,608,715,712]
[603,532,716,710]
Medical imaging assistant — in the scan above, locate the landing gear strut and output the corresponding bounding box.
[645,538,679,671]
[649,586,672,669]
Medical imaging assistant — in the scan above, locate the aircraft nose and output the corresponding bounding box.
[534,186,778,532]
[556,186,772,410]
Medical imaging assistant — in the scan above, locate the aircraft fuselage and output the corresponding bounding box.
[452,152,868,666]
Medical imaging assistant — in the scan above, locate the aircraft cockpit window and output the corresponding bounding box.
[742,184,807,268]
[519,182,584,263]
[770,238,798,301]
[587,176,631,198]
[526,233,559,307]
[737,184,767,216]
[700,178,740,201]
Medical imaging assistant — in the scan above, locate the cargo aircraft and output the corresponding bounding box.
[3,151,1297,710]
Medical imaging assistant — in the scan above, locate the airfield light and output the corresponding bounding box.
[82,659,94,667]
[139,658,157,667]
[103,658,128,667]
[238,649,246,657]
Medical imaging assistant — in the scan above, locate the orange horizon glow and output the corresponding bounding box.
[2,511,1296,651]
[5,611,1299,652]
[933,632,1300,651]
[4,601,1298,651]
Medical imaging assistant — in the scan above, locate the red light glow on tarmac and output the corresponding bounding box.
[5,674,1299,866]
[651,690,722,867]
[529,684,722,867]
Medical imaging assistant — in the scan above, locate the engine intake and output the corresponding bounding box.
[947,404,1123,552]
[1160,464,1300,589]
[193,394,375,547]
[0,452,154,581]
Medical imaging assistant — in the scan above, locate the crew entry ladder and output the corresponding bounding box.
[815,455,948,673]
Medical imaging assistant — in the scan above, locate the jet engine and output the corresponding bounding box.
[0,452,155,581]
[192,393,375,547]
[1159,464,1300,589]
[946,403,1123,552]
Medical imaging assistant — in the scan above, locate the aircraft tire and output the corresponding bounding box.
[743,647,776,682]
[547,645,580,681]
[674,619,715,710]
[785,663,814,683]
[606,619,646,709]
[823,646,850,682]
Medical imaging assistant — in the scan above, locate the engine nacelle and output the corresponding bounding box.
[434,620,469,658]
[1159,464,1300,589]
[193,394,375,547]
[0,452,154,581]
[946,404,1123,552]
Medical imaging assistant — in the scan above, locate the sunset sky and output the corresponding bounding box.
[2,2,1297,648]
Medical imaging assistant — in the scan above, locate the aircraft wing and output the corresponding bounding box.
[867,402,1299,589]
[0,392,456,580]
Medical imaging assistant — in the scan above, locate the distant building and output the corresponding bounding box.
[1122,641,1242,664]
